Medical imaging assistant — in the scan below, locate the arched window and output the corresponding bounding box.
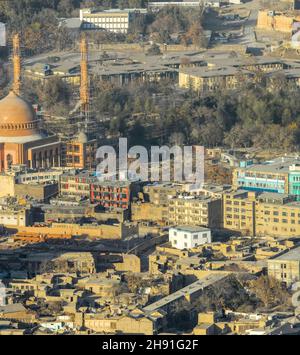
[6,154,13,169]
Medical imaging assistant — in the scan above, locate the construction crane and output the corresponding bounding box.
[12,33,21,95]
[80,33,90,132]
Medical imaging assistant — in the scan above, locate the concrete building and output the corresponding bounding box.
[131,202,168,224]
[24,58,178,87]
[15,221,138,241]
[224,189,300,237]
[90,180,131,210]
[59,171,131,209]
[223,190,256,236]
[0,92,61,171]
[233,157,300,200]
[148,1,212,9]
[268,246,300,285]
[169,225,211,250]
[142,183,184,206]
[24,62,81,86]
[83,309,165,335]
[257,10,300,33]
[14,169,63,185]
[14,182,58,203]
[0,199,32,227]
[64,132,97,170]
[179,66,251,93]
[168,195,223,229]
[143,274,227,313]
[179,57,300,93]
[80,8,147,34]
[0,169,61,202]
[255,193,300,237]
[0,304,36,324]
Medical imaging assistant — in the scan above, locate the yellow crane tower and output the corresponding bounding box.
[12,33,21,95]
[80,33,89,128]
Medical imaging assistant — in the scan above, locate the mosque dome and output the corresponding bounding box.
[0,91,43,142]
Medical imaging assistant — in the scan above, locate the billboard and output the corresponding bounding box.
[0,22,6,46]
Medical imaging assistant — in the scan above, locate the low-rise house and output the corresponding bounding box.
[169,226,212,250]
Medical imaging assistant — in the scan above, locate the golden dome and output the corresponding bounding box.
[0,91,40,138]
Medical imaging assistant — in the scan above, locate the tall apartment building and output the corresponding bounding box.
[223,190,256,236]
[168,196,223,229]
[59,172,131,209]
[223,189,300,237]
[255,193,300,237]
[80,8,147,34]
[233,157,300,200]
[268,246,300,286]
[90,181,130,209]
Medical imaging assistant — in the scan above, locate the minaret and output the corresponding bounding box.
[12,33,21,95]
[80,34,89,131]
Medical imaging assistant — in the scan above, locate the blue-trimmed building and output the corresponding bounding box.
[233,157,300,200]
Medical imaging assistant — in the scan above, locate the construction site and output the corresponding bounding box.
[39,35,98,142]
[4,31,102,169]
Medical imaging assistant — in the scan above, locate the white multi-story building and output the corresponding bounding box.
[169,225,212,250]
[148,0,222,9]
[80,8,147,34]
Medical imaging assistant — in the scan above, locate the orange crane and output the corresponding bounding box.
[12,33,21,95]
[80,33,90,130]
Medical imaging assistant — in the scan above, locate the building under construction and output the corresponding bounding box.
[7,33,99,170]
[38,35,101,168]
[42,35,98,142]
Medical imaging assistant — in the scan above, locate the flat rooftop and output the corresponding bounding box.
[170,225,210,233]
[238,157,300,174]
[180,66,251,78]
[270,246,300,261]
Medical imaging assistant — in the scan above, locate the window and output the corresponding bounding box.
[193,234,198,240]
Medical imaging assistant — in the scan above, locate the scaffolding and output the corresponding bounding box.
[80,33,90,132]
[40,34,99,151]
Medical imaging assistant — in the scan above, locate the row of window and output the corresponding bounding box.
[261,218,300,224]
[84,16,129,23]
[262,210,300,216]
[226,200,247,206]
